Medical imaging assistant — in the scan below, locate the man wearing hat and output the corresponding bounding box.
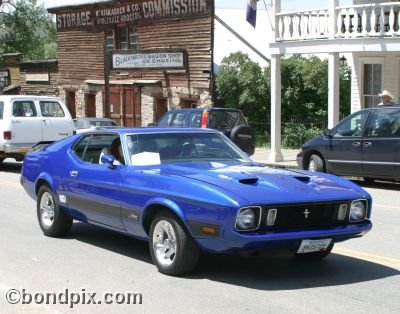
[377,90,396,106]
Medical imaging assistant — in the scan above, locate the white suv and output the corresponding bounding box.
[0,95,75,163]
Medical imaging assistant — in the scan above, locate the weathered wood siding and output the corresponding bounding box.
[56,30,105,84]
[53,0,212,90]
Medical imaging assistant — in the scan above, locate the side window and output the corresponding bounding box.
[157,112,174,127]
[39,101,65,117]
[171,112,187,126]
[12,101,37,117]
[333,110,369,137]
[190,112,202,127]
[366,109,400,137]
[0,101,3,119]
[72,134,120,164]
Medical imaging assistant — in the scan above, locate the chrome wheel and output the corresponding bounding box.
[308,159,316,171]
[152,220,177,267]
[39,192,55,227]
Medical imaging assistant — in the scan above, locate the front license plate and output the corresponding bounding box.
[297,239,332,254]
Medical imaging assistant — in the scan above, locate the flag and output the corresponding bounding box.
[246,0,258,28]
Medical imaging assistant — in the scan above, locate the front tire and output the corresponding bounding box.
[37,185,72,237]
[149,211,199,276]
[307,154,325,172]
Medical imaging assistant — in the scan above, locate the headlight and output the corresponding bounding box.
[235,207,261,231]
[350,200,367,221]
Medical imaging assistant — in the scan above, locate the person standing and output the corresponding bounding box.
[377,90,396,106]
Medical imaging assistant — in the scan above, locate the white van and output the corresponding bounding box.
[0,95,75,163]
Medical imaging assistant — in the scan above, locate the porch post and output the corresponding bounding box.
[329,0,339,39]
[269,0,283,162]
[269,54,283,162]
[328,52,340,128]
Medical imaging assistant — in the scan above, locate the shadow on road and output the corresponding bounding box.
[0,160,22,174]
[68,222,399,290]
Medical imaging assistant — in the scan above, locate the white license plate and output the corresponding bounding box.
[297,239,332,254]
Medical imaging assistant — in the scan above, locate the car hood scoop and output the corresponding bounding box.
[238,177,259,184]
[160,162,365,203]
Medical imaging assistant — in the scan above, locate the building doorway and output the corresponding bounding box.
[65,91,76,118]
[104,86,141,127]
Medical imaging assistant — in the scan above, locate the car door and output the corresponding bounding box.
[10,99,43,147]
[65,133,125,230]
[324,110,369,176]
[38,99,74,141]
[361,108,400,179]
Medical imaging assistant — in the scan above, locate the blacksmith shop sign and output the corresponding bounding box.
[110,49,187,70]
[54,0,211,31]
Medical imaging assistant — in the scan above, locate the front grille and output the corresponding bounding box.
[259,201,350,232]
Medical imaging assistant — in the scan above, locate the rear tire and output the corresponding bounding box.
[307,154,325,172]
[37,185,72,237]
[149,211,199,276]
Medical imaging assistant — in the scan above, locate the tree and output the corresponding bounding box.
[0,0,56,60]
[215,52,270,130]
[215,52,352,147]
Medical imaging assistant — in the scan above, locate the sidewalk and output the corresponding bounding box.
[251,147,299,169]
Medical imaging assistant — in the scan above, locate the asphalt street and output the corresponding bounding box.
[0,160,399,313]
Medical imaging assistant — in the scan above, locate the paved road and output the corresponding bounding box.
[0,160,399,313]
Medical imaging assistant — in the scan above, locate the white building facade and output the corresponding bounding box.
[269,0,400,161]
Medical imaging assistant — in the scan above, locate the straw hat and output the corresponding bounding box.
[378,90,394,99]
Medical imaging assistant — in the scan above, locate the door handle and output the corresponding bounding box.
[352,142,361,147]
[363,142,372,148]
[69,170,78,177]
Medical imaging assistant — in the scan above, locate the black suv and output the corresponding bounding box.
[297,105,400,182]
[152,108,255,155]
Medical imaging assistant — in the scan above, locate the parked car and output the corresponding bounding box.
[297,104,400,182]
[73,117,119,133]
[21,128,372,276]
[0,95,75,163]
[150,108,256,155]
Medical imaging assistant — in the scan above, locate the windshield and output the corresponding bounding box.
[125,132,251,166]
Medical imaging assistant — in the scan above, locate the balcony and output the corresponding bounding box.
[276,2,400,41]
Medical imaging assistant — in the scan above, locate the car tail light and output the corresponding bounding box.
[4,131,11,140]
[200,111,208,128]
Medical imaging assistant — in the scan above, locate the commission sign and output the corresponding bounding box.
[111,50,187,70]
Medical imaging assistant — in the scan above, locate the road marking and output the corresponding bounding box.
[0,179,21,189]
[334,247,400,270]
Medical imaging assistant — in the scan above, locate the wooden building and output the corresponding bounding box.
[19,59,60,97]
[48,0,213,127]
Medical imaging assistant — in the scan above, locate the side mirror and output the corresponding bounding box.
[101,154,116,168]
[323,128,333,137]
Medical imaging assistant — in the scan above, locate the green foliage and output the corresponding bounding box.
[215,52,270,135]
[215,52,352,148]
[282,124,322,149]
[0,0,57,60]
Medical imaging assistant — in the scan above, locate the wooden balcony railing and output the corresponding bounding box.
[276,2,400,41]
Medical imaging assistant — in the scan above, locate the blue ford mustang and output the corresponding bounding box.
[21,128,372,276]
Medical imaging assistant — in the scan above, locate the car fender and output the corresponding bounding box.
[35,172,56,196]
[141,197,188,232]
